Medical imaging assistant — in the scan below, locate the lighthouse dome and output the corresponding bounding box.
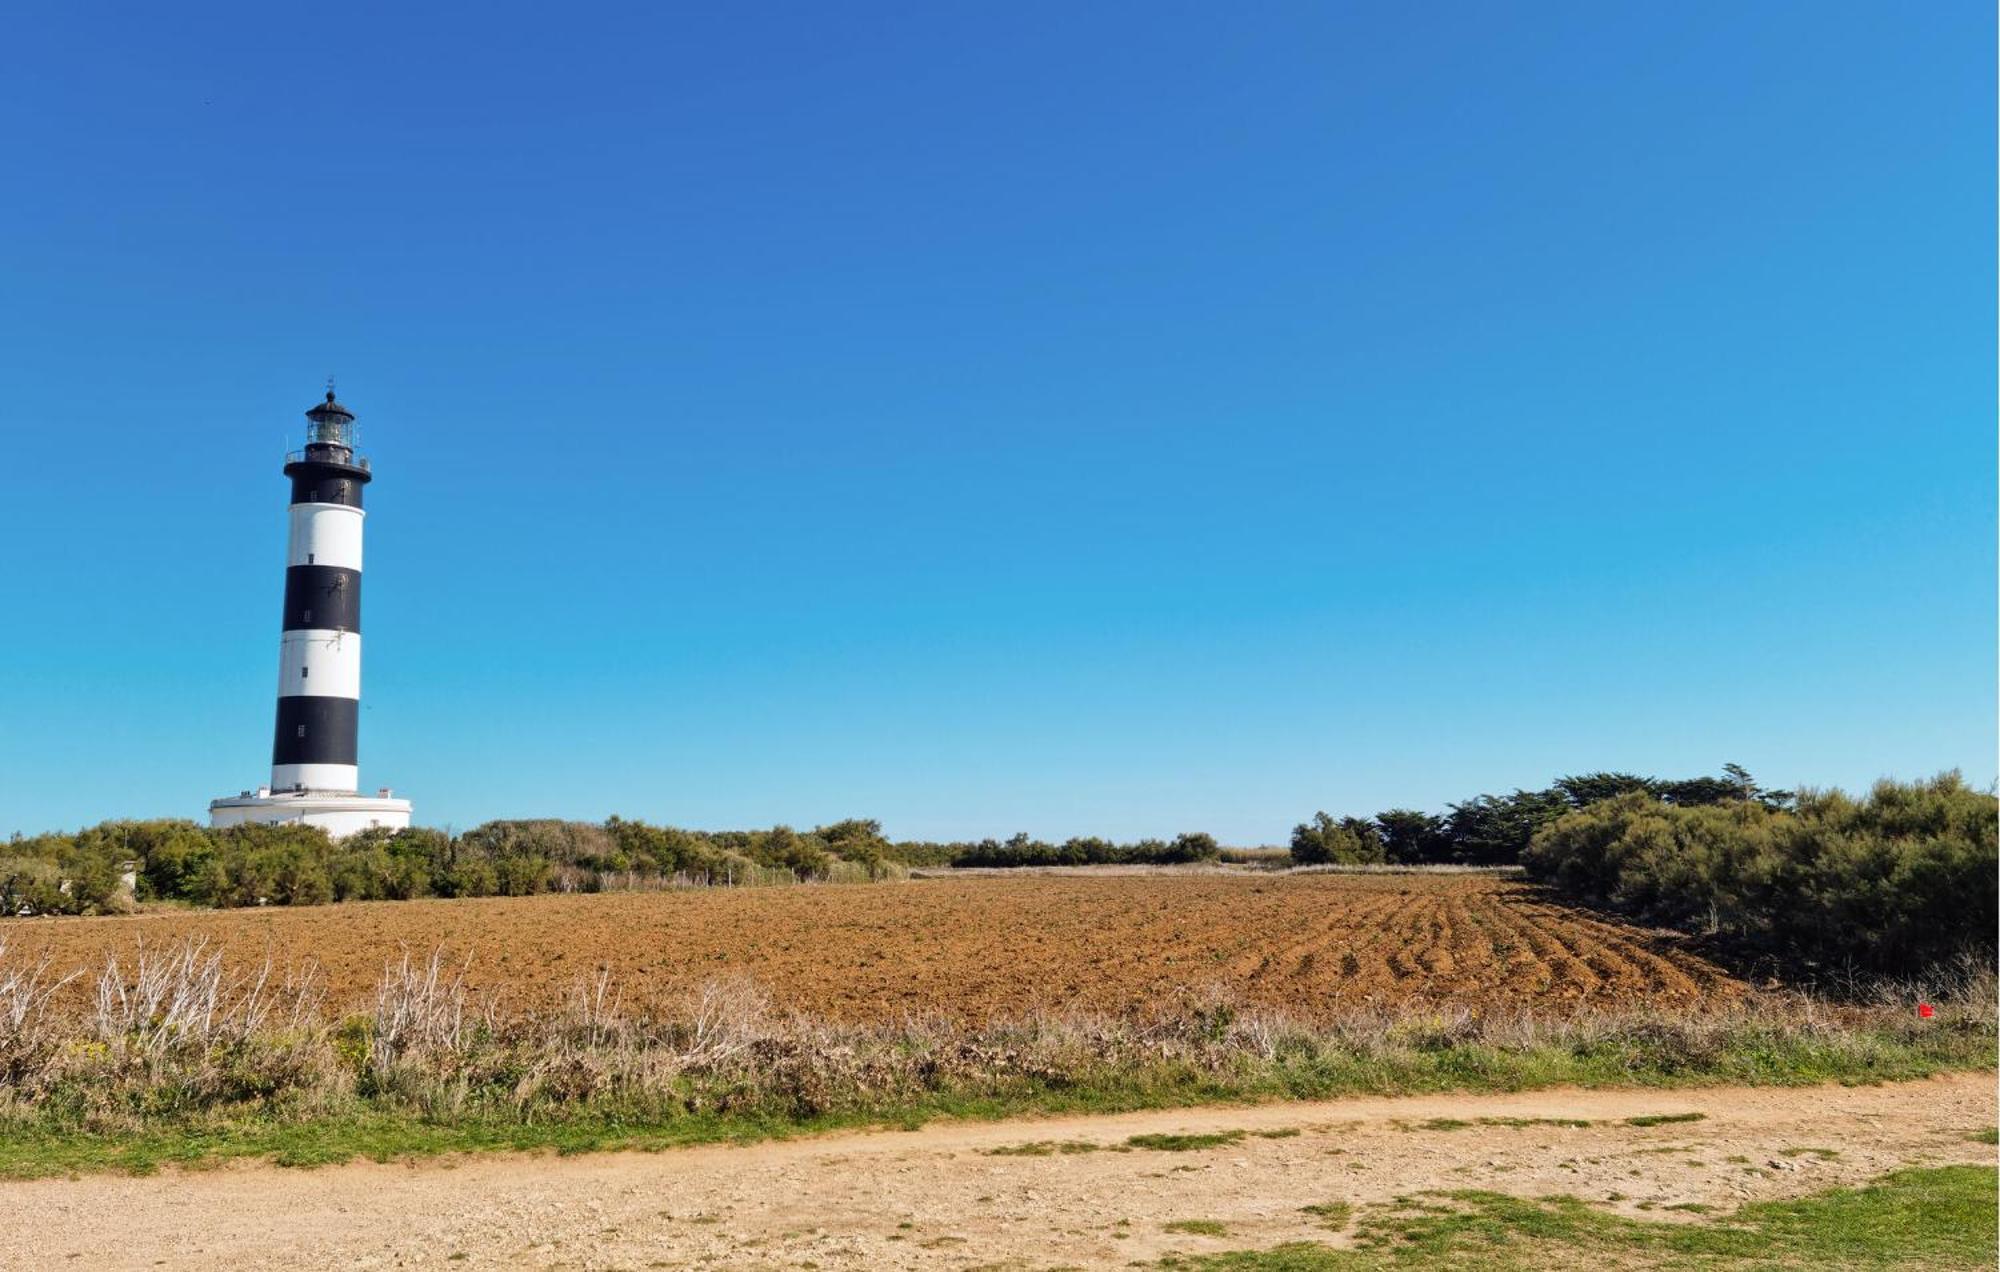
[306,391,355,422]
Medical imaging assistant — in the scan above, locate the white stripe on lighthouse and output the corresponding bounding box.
[276,630,362,699]
[287,502,365,570]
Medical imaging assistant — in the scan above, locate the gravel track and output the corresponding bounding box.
[1,1074,1990,1270]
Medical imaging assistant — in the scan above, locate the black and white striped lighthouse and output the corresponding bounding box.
[210,389,412,837]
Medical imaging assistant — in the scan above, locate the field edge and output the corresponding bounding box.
[3,1026,1990,1181]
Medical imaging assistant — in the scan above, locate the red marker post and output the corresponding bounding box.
[1918,1003,1935,1019]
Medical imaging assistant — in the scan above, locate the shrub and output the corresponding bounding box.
[817,819,895,878]
[750,826,830,879]
[1523,773,1997,973]
[1290,813,1385,865]
[0,858,66,915]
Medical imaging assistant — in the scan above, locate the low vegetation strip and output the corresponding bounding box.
[0,938,1988,1179]
[1161,1166,1998,1270]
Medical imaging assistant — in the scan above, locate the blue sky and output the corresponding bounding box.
[1,3,1991,842]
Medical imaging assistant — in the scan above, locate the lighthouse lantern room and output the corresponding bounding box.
[209,389,413,838]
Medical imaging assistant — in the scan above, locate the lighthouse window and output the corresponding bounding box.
[296,725,306,738]
[303,608,313,623]
[301,667,309,679]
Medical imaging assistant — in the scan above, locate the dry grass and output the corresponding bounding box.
[0,938,1989,1170]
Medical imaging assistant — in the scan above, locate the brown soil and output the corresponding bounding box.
[0,1074,1988,1270]
[13,873,1743,1021]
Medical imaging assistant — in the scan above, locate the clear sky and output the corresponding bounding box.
[1,3,1991,843]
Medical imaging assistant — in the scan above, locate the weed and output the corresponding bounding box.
[984,1140,1102,1157]
[1299,1202,1351,1231]
[1623,1112,1706,1127]
[1127,1131,1247,1152]
[1165,1220,1230,1237]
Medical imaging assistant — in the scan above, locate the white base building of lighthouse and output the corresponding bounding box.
[210,789,413,838]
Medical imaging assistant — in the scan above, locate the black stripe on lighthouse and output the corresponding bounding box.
[272,697,360,765]
[280,565,362,633]
[289,470,366,508]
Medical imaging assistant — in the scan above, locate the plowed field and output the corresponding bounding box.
[14,872,1744,1022]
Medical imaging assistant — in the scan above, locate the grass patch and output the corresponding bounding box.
[1128,1131,1247,1152]
[1300,1202,1352,1231]
[1158,1166,1998,1269]
[1623,1112,1706,1127]
[1409,1116,1593,1132]
[982,1140,1104,1157]
[1253,1127,1302,1139]
[1780,1146,1840,1160]
[1166,1220,1231,1236]
[1969,1127,1998,1145]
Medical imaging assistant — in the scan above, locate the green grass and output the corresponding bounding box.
[1166,1220,1232,1237]
[982,1139,1108,1157]
[1300,1202,1353,1232]
[1159,1166,1998,1270]
[1127,1131,1248,1152]
[1968,1128,1998,1145]
[1408,1117,1594,1132]
[1623,1113,1706,1127]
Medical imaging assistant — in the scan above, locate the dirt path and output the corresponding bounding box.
[3,1075,1992,1270]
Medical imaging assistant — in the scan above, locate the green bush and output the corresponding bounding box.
[1290,813,1386,865]
[1522,773,1997,972]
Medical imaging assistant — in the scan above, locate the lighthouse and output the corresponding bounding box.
[210,389,413,837]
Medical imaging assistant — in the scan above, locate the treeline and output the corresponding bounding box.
[0,813,1245,914]
[1289,764,1788,866]
[944,832,1220,869]
[1523,773,1995,972]
[0,817,915,915]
